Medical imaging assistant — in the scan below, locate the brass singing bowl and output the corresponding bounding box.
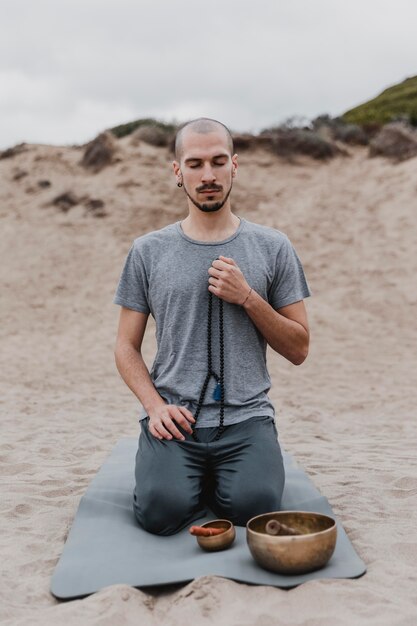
[195,519,236,552]
[246,511,337,575]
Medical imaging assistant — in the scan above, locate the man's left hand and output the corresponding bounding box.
[208,256,251,305]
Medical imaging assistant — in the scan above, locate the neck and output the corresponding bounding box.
[181,206,240,241]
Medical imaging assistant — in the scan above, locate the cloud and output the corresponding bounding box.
[1,0,416,147]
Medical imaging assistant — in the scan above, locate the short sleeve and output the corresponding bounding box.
[268,235,312,309]
[113,242,150,314]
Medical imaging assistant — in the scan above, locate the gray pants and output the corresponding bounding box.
[133,414,285,535]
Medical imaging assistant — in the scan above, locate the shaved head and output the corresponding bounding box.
[174,117,234,162]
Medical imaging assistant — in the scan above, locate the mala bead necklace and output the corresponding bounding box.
[191,289,225,442]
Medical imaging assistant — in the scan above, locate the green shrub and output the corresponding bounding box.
[79,131,116,173]
[259,127,344,160]
[130,124,173,147]
[311,114,369,145]
[110,118,177,139]
[369,122,417,161]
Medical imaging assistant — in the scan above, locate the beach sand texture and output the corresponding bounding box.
[1,138,416,625]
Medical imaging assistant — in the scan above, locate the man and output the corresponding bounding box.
[113,117,312,536]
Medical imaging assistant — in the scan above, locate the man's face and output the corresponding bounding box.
[174,129,238,213]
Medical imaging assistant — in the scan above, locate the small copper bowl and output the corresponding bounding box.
[246,511,337,574]
[195,519,235,552]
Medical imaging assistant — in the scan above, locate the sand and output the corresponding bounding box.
[1,137,416,625]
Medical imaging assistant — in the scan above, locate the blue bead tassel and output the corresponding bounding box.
[213,381,222,401]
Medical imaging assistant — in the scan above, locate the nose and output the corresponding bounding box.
[201,163,216,183]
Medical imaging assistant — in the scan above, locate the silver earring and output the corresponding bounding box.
[177,181,183,187]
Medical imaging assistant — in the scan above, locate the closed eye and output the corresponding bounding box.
[190,161,225,167]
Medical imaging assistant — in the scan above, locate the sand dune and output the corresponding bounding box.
[1,137,416,625]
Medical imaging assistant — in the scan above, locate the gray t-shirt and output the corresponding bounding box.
[113,216,312,427]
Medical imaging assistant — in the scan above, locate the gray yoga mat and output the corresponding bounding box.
[50,437,366,599]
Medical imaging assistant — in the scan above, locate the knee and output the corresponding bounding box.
[230,483,284,525]
[133,486,193,536]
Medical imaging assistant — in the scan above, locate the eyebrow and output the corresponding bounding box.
[184,153,229,164]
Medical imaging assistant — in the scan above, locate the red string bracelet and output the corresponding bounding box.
[241,287,252,306]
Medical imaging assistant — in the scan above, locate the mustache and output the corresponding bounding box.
[196,184,223,192]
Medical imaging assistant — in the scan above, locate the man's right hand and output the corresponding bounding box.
[148,404,196,441]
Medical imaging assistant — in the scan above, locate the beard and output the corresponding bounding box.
[183,179,233,213]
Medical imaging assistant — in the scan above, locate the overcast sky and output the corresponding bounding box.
[1,0,416,149]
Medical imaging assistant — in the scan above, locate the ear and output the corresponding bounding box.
[172,160,181,176]
[231,153,238,176]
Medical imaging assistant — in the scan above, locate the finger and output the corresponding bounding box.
[148,422,163,440]
[168,409,192,434]
[153,413,179,439]
[164,410,186,440]
[177,406,196,422]
[212,259,228,269]
[164,420,184,440]
[208,267,221,277]
[177,407,195,430]
[153,420,175,440]
[219,255,236,265]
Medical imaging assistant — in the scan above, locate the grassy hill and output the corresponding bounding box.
[342,75,417,126]
[109,118,176,139]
